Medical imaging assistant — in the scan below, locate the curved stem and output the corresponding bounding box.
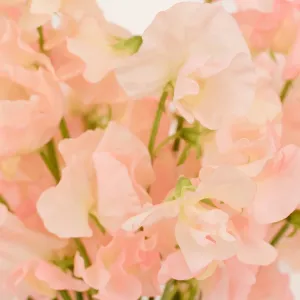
[154,132,181,157]
[177,144,192,166]
[172,117,184,152]
[40,139,61,183]
[270,222,290,246]
[148,90,169,159]
[60,118,70,139]
[280,80,293,103]
[74,238,91,267]
[59,291,72,300]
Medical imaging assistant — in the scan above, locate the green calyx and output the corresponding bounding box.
[83,105,112,130]
[287,210,300,228]
[166,176,196,201]
[52,256,74,272]
[113,35,143,55]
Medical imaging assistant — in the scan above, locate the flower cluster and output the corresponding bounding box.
[1,0,300,299]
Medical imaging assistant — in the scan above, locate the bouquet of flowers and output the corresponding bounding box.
[1,0,300,299]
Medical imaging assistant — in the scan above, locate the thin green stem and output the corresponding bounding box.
[37,26,46,53]
[154,132,181,157]
[280,80,293,103]
[89,213,106,234]
[59,291,72,300]
[177,144,192,166]
[76,292,84,300]
[148,90,169,159]
[60,118,71,139]
[172,117,184,152]
[41,139,61,183]
[270,222,290,246]
[0,194,12,212]
[37,26,62,184]
[74,238,91,267]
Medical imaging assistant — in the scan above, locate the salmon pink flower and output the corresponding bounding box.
[37,122,155,238]
[0,204,87,298]
[74,231,161,300]
[123,167,275,280]
[0,17,63,156]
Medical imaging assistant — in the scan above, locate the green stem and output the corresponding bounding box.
[148,90,169,159]
[74,238,91,267]
[154,132,181,157]
[89,213,106,234]
[76,292,83,300]
[41,139,61,183]
[59,291,72,300]
[37,26,46,53]
[0,194,12,212]
[60,118,71,139]
[177,144,192,166]
[280,80,293,103]
[270,222,290,246]
[172,117,184,152]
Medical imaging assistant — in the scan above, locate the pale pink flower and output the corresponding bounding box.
[282,80,300,146]
[123,166,269,278]
[0,204,87,298]
[116,2,255,129]
[235,0,300,54]
[93,122,155,233]
[252,144,300,223]
[37,129,102,238]
[75,231,161,300]
[67,15,132,83]
[200,258,257,300]
[248,263,293,300]
[38,122,155,237]
[0,17,63,156]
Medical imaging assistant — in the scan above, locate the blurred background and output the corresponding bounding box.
[97,0,300,298]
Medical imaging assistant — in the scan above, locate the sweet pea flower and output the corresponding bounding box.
[122,166,275,280]
[37,122,155,238]
[74,231,161,300]
[204,121,300,224]
[200,258,257,300]
[116,2,255,130]
[93,122,155,233]
[2,0,103,30]
[234,0,300,55]
[0,204,87,298]
[248,263,293,300]
[67,14,141,83]
[0,17,64,157]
